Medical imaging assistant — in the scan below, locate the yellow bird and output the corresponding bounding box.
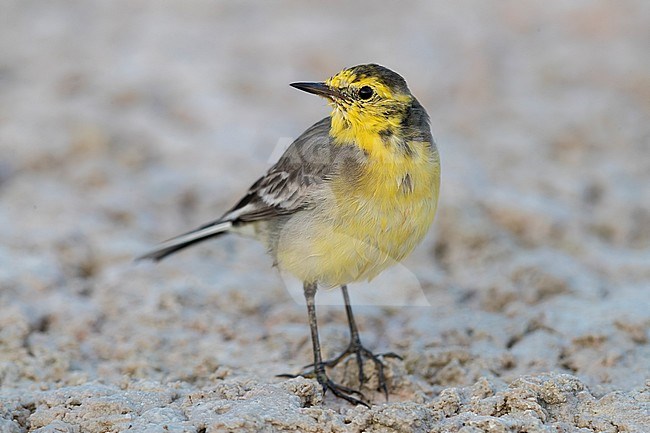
[138,64,440,405]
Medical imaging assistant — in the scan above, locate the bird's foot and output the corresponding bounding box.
[278,365,369,406]
[315,366,369,406]
[321,341,401,400]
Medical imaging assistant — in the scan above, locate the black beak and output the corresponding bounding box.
[290,82,340,99]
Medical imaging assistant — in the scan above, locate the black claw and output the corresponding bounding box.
[374,356,389,400]
[276,372,304,379]
[277,365,369,406]
[361,348,390,400]
[379,351,403,360]
[316,368,369,407]
[326,383,369,407]
[356,349,365,384]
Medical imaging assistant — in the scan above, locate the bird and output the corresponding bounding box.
[138,64,441,405]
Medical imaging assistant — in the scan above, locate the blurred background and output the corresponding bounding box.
[1,0,649,413]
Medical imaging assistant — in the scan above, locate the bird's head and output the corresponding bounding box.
[291,64,415,142]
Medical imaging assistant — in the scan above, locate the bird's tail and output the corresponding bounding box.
[136,220,233,262]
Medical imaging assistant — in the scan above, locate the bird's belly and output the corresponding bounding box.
[274,191,436,287]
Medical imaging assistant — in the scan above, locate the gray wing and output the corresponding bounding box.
[138,117,358,262]
[221,116,356,223]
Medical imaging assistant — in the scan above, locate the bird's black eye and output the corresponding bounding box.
[358,86,374,100]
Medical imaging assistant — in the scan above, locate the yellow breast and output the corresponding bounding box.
[275,131,440,287]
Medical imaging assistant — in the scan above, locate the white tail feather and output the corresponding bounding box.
[137,221,232,261]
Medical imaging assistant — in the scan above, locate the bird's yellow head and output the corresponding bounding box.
[291,64,415,146]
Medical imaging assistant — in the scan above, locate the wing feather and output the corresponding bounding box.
[222,117,360,223]
[138,117,364,261]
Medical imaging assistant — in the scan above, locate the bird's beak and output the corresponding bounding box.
[290,82,341,100]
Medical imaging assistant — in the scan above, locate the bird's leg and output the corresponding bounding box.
[319,285,401,400]
[302,281,367,406]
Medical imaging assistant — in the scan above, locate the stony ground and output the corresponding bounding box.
[1,1,649,432]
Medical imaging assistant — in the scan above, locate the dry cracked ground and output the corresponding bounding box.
[1,1,649,432]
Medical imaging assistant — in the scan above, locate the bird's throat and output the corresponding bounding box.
[330,110,396,158]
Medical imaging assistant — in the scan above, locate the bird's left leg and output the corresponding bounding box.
[319,285,401,399]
